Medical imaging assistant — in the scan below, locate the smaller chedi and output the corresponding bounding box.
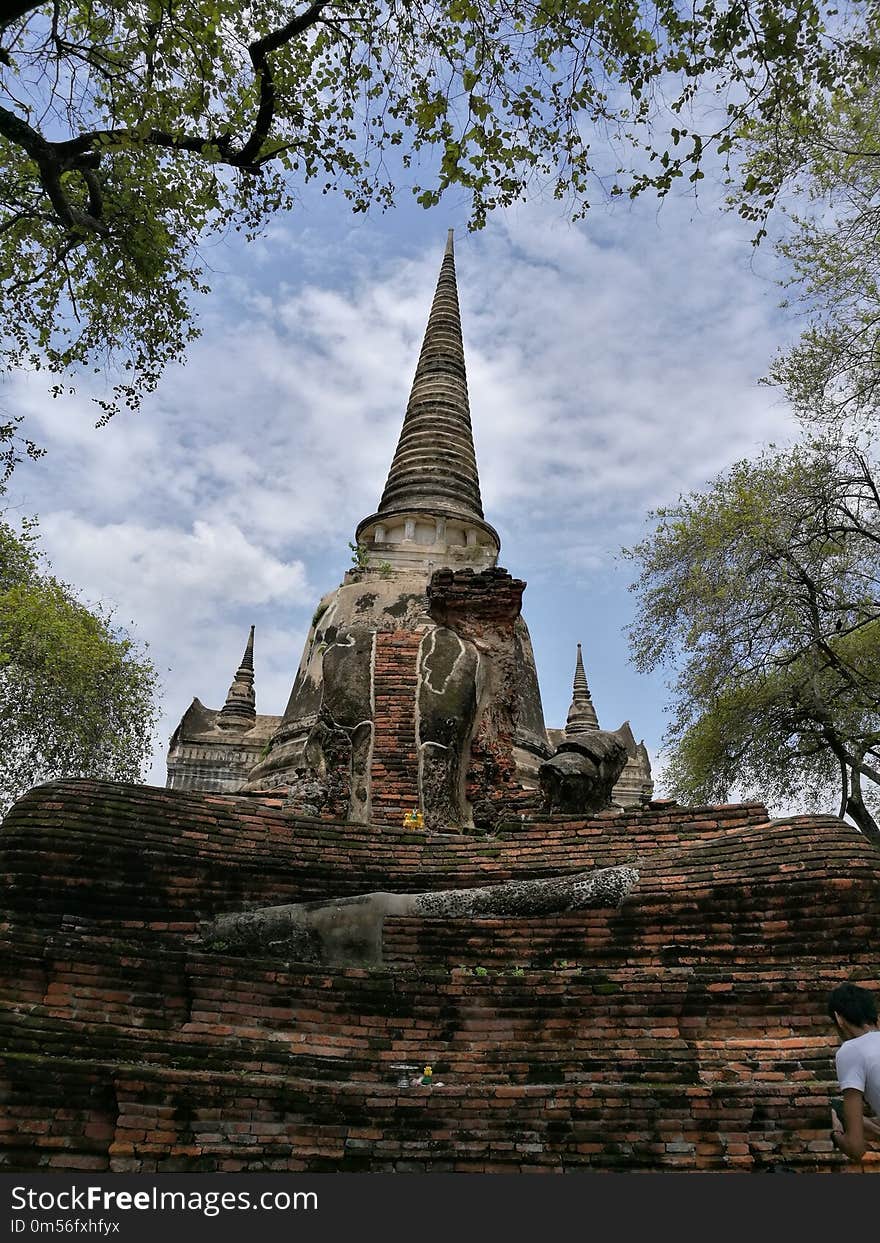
[542,644,653,814]
[167,234,652,826]
[166,626,278,793]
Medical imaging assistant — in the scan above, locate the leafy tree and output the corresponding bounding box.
[0,0,874,430]
[625,439,880,845]
[0,506,158,815]
[0,412,43,481]
[738,71,880,431]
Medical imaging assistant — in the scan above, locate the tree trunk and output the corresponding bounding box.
[846,764,880,848]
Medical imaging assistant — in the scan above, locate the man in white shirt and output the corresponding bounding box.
[827,983,880,1162]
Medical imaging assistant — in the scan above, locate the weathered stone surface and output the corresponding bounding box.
[539,730,630,814]
[243,565,552,830]
[512,617,551,774]
[204,917,321,961]
[546,649,653,809]
[166,628,278,792]
[274,623,379,821]
[204,864,638,963]
[282,770,328,819]
[417,626,479,829]
[423,566,550,829]
[245,573,433,795]
[412,865,638,919]
[320,628,374,728]
[166,696,278,793]
[613,721,655,808]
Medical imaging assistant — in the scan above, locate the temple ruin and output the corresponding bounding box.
[166,232,653,822]
[1,236,878,1175]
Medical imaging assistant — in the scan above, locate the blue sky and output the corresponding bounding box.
[6,171,802,794]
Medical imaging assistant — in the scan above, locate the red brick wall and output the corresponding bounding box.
[369,632,422,823]
[2,781,879,1173]
[0,782,772,925]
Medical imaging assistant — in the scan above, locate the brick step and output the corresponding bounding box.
[0,1026,699,1088]
[0,986,849,1043]
[0,994,845,1091]
[0,991,846,1093]
[3,928,876,1015]
[4,927,872,981]
[5,865,879,940]
[4,787,874,926]
[3,1054,869,1173]
[369,631,421,813]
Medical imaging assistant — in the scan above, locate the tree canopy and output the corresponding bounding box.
[737,69,880,432]
[625,439,880,844]
[0,0,875,429]
[0,506,158,815]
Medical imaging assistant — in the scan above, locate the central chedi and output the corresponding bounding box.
[167,232,652,828]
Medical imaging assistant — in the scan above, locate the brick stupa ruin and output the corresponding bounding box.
[167,231,652,820]
[1,236,878,1174]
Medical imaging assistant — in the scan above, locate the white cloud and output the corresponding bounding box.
[36,513,309,620]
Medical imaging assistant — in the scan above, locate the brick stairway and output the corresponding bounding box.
[369,632,423,824]
[1,780,879,1173]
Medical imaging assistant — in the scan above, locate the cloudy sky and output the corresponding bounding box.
[6,166,801,792]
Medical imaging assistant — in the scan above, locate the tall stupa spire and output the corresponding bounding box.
[355,232,500,572]
[217,625,256,731]
[564,643,600,736]
[377,229,484,521]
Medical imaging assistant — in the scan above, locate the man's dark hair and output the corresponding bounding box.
[827,983,878,1027]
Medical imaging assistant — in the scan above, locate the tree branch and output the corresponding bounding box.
[0,102,109,235]
[238,1,328,167]
[3,2,331,203]
[0,1,46,32]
